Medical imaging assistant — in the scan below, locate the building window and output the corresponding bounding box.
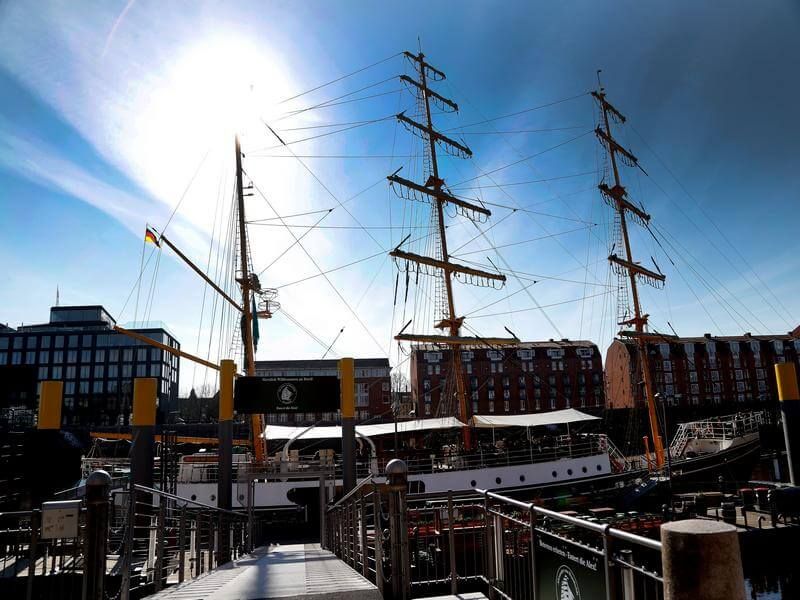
[427,364,433,375]
[488,401,495,413]
[520,399,526,411]
[25,351,35,364]
[520,388,527,400]
[12,337,22,349]
[123,349,133,362]
[94,365,104,378]
[123,365,132,378]
[107,380,118,393]
[79,381,89,394]
[504,400,510,412]
[38,366,48,379]
[0,352,7,365]
[51,366,62,379]
[81,350,91,362]
[502,377,510,388]
[550,397,556,410]
[425,404,431,416]
[488,390,495,400]
[95,350,105,362]
[0,339,7,350]
[472,401,479,413]
[68,335,78,348]
[67,351,77,363]
[137,348,147,361]
[93,381,103,393]
[471,390,478,400]
[465,363,472,374]
[435,364,441,375]
[110,349,119,362]
[108,365,118,378]
[39,351,49,363]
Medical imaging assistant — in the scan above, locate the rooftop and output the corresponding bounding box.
[412,340,599,351]
[255,358,390,369]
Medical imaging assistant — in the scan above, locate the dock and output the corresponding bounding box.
[144,543,380,600]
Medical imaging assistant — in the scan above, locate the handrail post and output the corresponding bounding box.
[529,505,539,598]
[483,492,496,590]
[178,507,187,583]
[602,525,615,600]
[208,513,215,571]
[360,492,369,577]
[153,498,165,591]
[120,482,134,600]
[84,470,112,600]
[197,514,204,575]
[447,491,458,595]
[620,548,635,600]
[386,459,409,600]
[373,484,385,596]
[26,510,40,600]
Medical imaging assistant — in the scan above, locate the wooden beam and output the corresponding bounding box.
[388,174,490,217]
[397,113,472,157]
[90,431,252,446]
[608,254,665,282]
[399,75,458,111]
[114,326,221,371]
[390,249,506,282]
[395,333,520,345]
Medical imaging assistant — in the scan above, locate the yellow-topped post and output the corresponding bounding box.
[776,363,800,485]
[340,357,356,493]
[37,381,63,430]
[218,360,235,510]
[132,377,157,488]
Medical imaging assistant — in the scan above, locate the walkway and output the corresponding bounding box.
[145,543,380,600]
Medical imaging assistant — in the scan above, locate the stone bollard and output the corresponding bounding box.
[84,470,112,600]
[386,459,409,600]
[660,519,744,600]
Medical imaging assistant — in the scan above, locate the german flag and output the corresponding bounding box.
[144,226,160,247]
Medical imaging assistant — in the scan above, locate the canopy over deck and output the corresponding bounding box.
[263,416,467,441]
[469,408,600,429]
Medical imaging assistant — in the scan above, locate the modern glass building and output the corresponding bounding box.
[0,306,179,426]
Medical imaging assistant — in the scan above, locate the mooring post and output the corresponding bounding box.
[660,519,744,600]
[131,378,157,488]
[340,357,356,494]
[84,470,112,600]
[775,363,800,485]
[386,459,409,600]
[218,359,235,563]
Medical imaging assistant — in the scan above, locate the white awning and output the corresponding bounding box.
[263,416,466,440]
[469,408,600,429]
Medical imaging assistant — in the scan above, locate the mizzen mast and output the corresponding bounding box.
[390,50,517,448]
[593,86,666,469]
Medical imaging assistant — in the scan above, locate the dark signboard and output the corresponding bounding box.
[234,375,340,414]
[534,534,606,600]
[0,365,37,408]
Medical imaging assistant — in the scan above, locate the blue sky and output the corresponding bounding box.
[1,1,798,393]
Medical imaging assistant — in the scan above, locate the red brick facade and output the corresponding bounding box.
[410,341,604,419]
[604,333,800,409]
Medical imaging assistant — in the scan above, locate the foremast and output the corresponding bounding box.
[389,51,517,448]
[593,87,666,469]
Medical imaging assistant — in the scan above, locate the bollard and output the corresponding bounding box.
[218,359,236,564]
[660,519,744,600]
[83,470,112,600]
[386,459,409,600]
[37,381,63,430]
[775,363,800,485]
[131,378,157,488]
[340,358,356,494]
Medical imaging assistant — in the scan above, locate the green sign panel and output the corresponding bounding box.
[234,375,340,413]
[534,535,606,600]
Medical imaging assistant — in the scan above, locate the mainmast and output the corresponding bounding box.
[390,51,517,448]
[235,135,267,463]
[593,87,666,469]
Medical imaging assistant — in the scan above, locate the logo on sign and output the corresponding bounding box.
[556,565,580,600]
[277,383,298,406]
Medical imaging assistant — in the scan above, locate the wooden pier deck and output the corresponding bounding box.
[144,543,380,600]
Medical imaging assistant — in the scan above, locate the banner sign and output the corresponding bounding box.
[234,376,340,413]
[534,534,606,600]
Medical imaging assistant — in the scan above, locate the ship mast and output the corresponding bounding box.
[235,135,267,463]
[389,51,517,448]
[593,87,666,469]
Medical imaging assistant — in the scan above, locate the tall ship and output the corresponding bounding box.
[85,49,767,512]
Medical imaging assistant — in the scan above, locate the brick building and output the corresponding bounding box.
[410,340,604,419]
[604,332,800,409]
[254,358,391,425]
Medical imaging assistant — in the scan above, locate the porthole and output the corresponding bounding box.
[470,480,477,488]
[190,495,197,501]
[495,477,502,485]
[519,475,526,483]
[567,469,573,476]
[552,470,558,478]
[582,466,588,474]
[596,465,603,471]
[238,494,245,501]
[210,494,217,501]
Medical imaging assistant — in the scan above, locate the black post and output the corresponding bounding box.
[83,470,112,600]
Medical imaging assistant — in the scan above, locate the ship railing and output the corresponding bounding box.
[670,411,765,456]
[324,464,663,599]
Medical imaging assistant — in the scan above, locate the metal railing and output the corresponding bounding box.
[116,482,252,599]
[0,472,258,600]
[325,461,664,600]
[670,411,765,457]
